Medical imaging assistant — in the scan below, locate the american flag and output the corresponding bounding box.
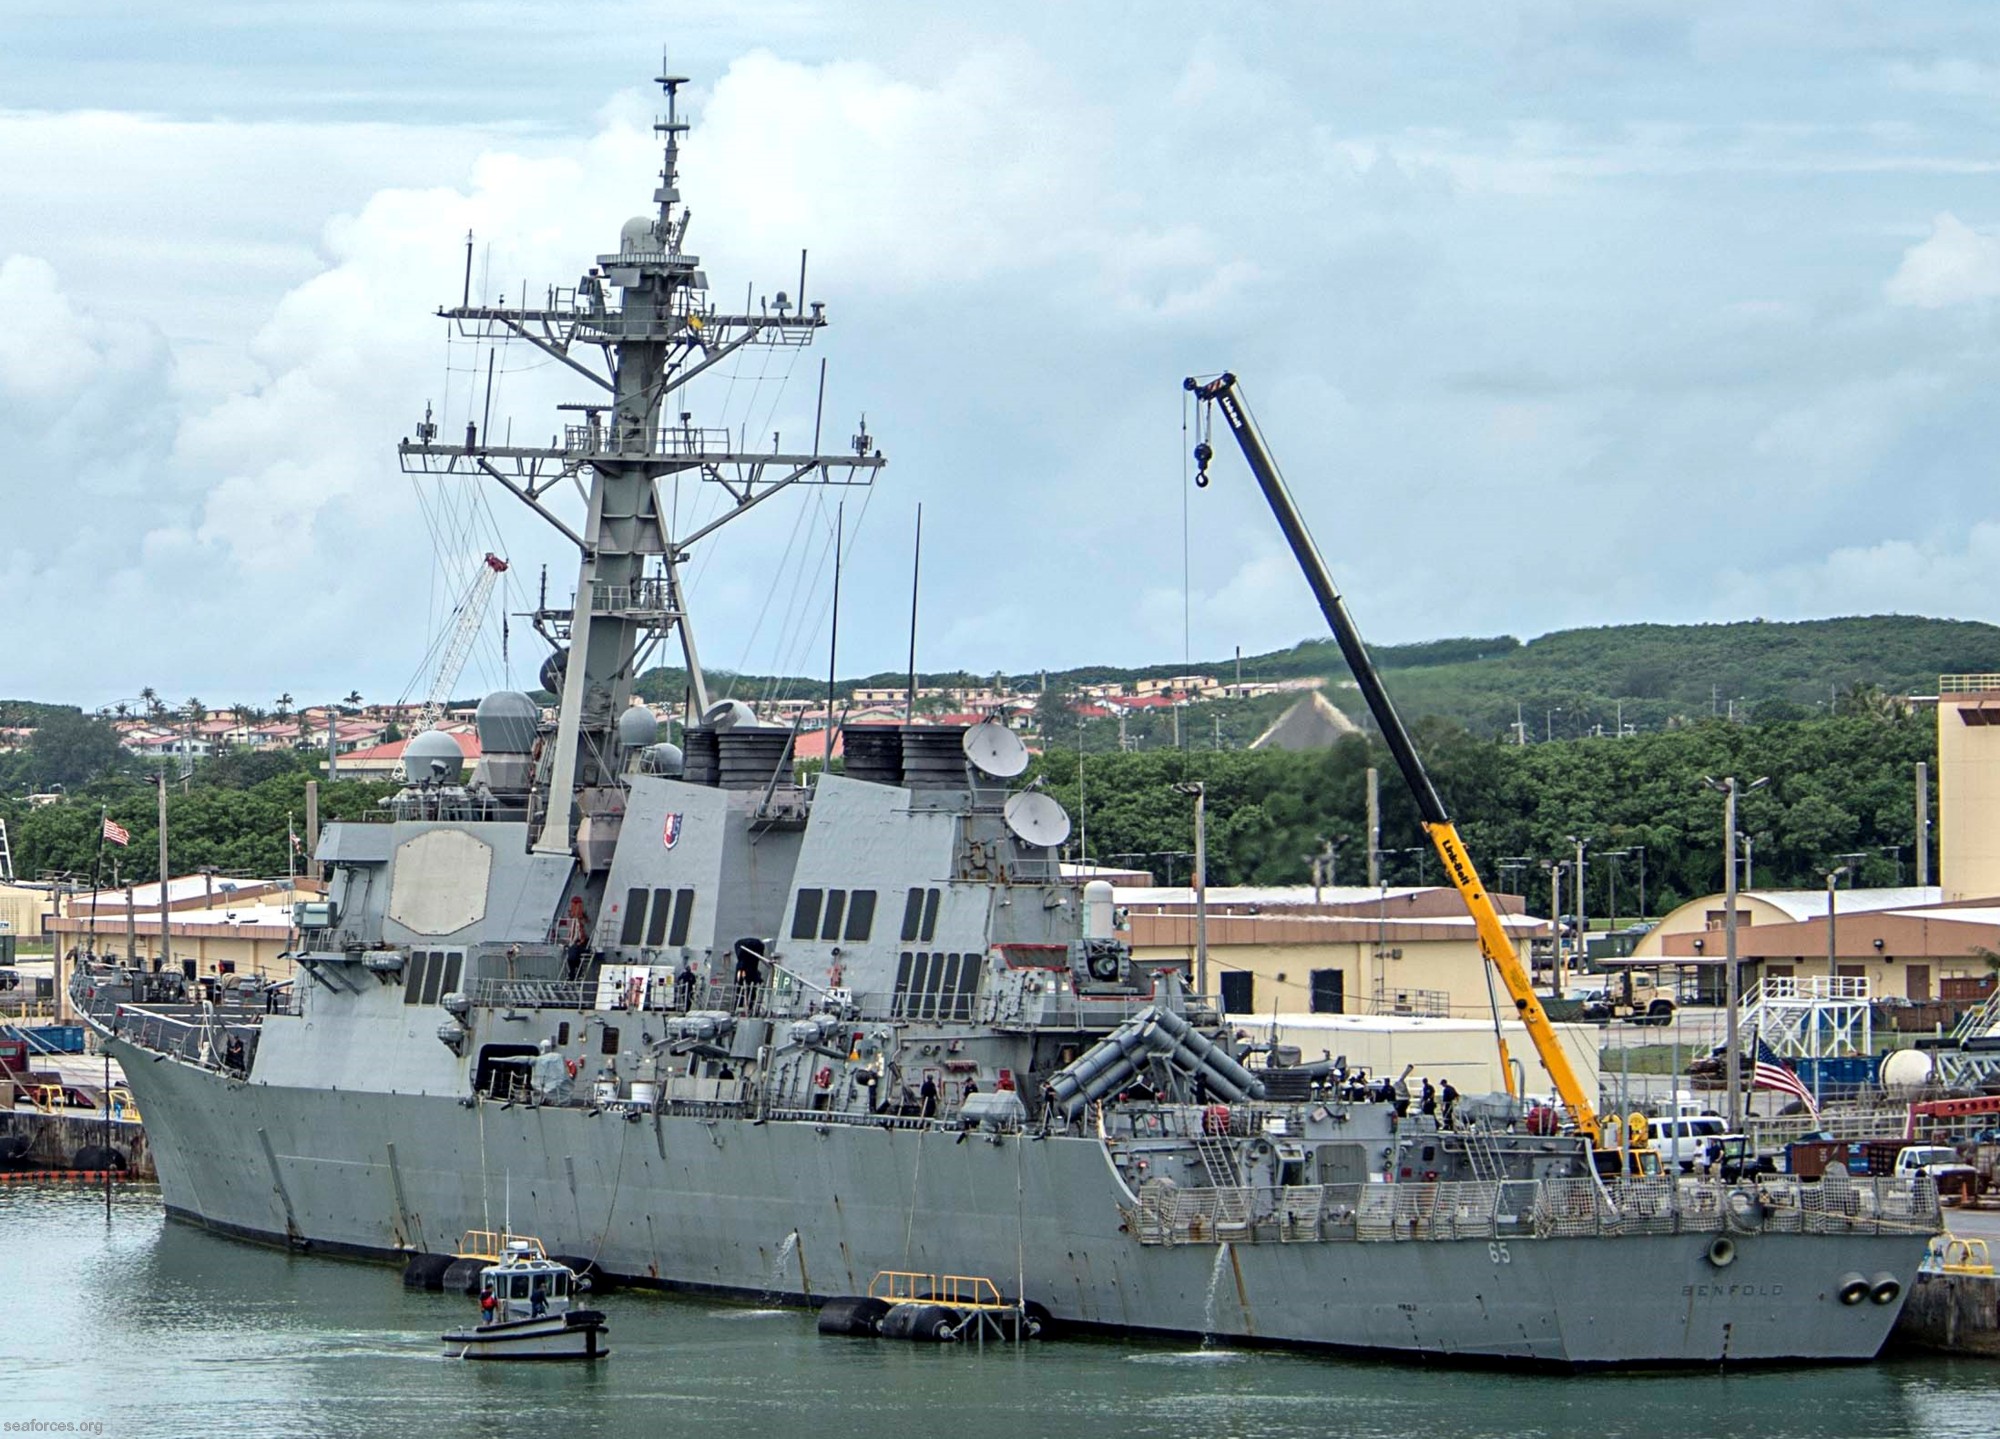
[1753,1038,1818,1115]
[101,817,130,847]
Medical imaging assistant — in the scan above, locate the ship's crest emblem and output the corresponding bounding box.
[662,813,684,850]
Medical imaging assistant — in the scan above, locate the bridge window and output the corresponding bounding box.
[819,890,847,942]
[920,888,941,942]
[646,888,673,946]
[844,890,876,942]
[402,951,429,1005]
[901,888,924,942]
[668,888,695,947]
[792,889,823,940]
[892,949,982,1020]
[619,887,648,946]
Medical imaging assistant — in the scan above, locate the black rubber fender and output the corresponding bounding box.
[441,1256,489,1295]
[816,1295,891,1336]
[402,1253,455,1291]
[69,1145,127,1172]
[880,1302,961,1341]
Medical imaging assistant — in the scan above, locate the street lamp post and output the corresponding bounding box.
[1566,835,1590,975]
[1824,864,1854,981]
[1703,775,1768,1128]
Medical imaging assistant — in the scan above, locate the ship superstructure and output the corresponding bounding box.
[78,67,1939,1368]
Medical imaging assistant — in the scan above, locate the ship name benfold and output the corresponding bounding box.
[1683,1283,1786,1299]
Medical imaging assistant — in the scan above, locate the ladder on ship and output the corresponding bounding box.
[1456,1127,1509,1184]
[1193,1134,1241,1188]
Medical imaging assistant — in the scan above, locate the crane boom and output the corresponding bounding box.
[415,553,509,735]
[1184,372,1603,1149]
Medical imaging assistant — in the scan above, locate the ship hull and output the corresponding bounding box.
[118,1041,1923,1368]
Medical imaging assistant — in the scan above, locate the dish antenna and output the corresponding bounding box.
[1004,790,1072,849]
[962,721,1029,779]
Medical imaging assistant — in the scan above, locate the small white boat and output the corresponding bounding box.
[441,1239,608,1360]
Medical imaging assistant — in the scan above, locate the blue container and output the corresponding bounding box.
[26,1024,85,1054]
[1794,1055,1880,1091]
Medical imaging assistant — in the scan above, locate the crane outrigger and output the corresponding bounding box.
[1185,372,1613,1157]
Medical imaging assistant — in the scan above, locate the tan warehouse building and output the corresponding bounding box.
[1118,884,1550,1021]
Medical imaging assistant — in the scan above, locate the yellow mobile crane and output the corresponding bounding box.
[1185,373,1630,1167]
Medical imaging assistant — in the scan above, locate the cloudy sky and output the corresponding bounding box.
[7,2,2000,710]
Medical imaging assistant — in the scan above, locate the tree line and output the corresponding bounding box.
[0,749,394,887]
[1032,708,1937,920]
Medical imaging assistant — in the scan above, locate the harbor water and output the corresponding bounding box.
[5,1186,1999,1439]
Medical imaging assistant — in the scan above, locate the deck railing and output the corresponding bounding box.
[1126,1174,1939,1247]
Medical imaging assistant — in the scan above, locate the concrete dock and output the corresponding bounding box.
[1892,1205,2000,1357]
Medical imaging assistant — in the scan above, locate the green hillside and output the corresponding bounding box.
[635,614,2000,743]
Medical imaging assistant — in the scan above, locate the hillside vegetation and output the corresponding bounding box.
[1035,709,1936,915]
[634,613,2000,745]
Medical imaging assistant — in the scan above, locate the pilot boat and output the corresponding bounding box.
[441,1239,608,1360]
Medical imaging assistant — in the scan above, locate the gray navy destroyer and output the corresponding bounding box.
[78,67,1938,1368]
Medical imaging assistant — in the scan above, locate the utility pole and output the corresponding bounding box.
[1916,761,1930,889]
[1540,859,1564,994]
[1076,717,1087,866]
[1704,775,1766,1128]
[1826,865,1849,980]
[1174,782,1209,1000]
[156,773,172,975]
[304,779,321,883]
[1365,766,1380,888]
[1567,835,1589,973]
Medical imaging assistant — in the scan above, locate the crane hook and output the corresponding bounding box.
[1192,440,1213,487]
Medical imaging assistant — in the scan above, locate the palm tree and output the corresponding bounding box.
[274,693,294,720]
[183,698,206,724]
[343,690,363,713]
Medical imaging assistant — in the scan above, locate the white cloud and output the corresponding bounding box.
[1716,521,2000,624]
[12,12,2000,704]
[1885,213,2000,308]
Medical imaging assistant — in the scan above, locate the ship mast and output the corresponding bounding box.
[399,67,884,857]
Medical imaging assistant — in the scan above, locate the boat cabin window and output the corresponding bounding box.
[601,1025,620,1056]
[510,1274,531,1299]
[820,891,846,941]
[646,888,673,946]
[557,1022,570,1046]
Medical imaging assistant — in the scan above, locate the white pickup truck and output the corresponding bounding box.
[1892,1145,1981,1199]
